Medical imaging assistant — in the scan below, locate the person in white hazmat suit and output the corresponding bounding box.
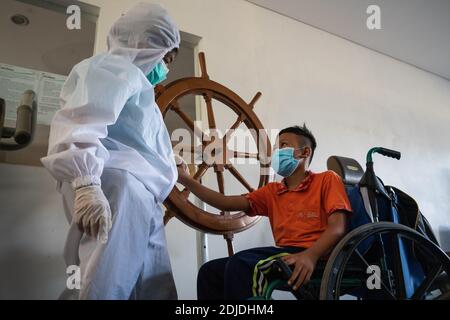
[41,3,181,299]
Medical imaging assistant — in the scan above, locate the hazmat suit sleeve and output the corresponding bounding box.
[41,56,141,189]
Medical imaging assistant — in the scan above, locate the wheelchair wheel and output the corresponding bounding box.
[320,222,450,300]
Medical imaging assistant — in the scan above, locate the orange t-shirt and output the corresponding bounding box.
[245,170,352,248]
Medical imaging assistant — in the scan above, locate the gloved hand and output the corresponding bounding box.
[74,185,112,243]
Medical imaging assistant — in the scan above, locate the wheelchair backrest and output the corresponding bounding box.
[327,156,364,186]
[327,156,397,227]
[327,155,435,236]
[328,156,376,254]
[327,156,369,229]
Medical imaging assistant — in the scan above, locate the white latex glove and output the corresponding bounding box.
[74,185,112,243]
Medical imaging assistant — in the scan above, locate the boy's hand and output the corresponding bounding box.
[282,250,320,290]
[172,154,250,212]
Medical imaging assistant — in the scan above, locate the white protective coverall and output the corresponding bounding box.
[41,3,180,299]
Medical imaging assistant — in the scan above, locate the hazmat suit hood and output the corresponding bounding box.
[107,2,180,75]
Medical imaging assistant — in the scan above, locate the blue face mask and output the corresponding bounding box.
[146,60,169,86]
[271,147,304,177]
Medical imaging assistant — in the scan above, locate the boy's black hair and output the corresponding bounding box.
[278,124,317,163]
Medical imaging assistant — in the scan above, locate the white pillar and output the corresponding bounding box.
[194,196,209,268]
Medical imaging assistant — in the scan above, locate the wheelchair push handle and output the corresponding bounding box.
[378,148,401,160]
[366,147,401,163]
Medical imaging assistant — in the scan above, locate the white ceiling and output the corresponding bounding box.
[247,0,450,80]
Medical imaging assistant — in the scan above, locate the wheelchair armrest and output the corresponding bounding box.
[273,258,293,280]
[272,258,317,300]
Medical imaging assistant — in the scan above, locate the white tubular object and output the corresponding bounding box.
[194,196,209,267]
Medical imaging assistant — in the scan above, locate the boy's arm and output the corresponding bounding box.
[282,211,347,290]
[177,166,250,212]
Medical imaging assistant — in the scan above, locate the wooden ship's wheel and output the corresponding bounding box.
[156,52,271,256]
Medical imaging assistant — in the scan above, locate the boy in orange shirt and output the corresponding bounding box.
[177,124,352,299]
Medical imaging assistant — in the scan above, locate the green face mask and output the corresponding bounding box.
[146,61,169,86]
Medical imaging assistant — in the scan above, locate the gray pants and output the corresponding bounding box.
[59,168,177,300]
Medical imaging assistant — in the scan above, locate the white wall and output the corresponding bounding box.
[0,164,68,299]
[1,0,449,299]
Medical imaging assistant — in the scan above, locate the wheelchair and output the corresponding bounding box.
[256,147,450,300]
